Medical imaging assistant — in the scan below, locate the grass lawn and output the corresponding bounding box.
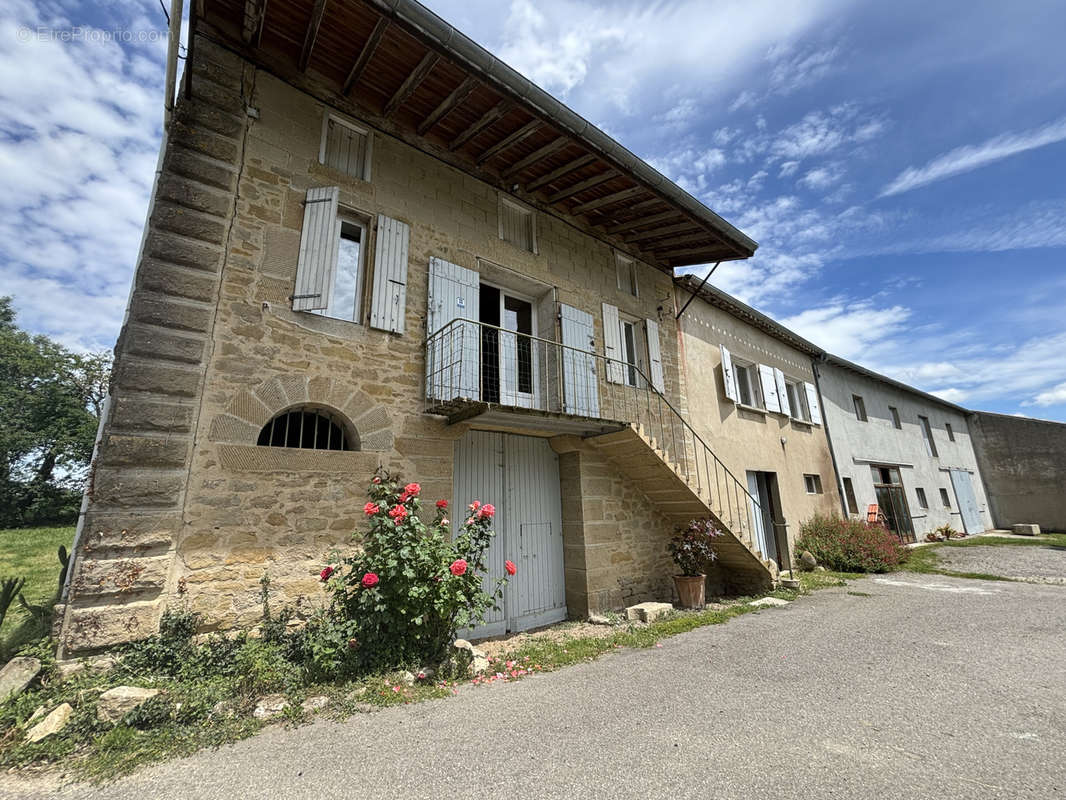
[0,525,75,660]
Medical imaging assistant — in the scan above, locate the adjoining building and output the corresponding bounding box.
[674,276,842,579]
[815,356,991,541]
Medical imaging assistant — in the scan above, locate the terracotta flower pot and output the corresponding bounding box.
[673,574,706,609]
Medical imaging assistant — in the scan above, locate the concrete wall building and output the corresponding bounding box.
[969,411,1066,532]
[674,277,842,575]
[816,357,991,541]
[57,1,778,655]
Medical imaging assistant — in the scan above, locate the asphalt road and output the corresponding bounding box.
[936,541,1066,582]
[10,570,1066,800]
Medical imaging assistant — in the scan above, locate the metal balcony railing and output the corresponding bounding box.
[425,318,777,559]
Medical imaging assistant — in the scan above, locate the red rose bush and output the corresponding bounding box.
[309,468,513,676]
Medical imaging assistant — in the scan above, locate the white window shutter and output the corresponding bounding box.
[645,318,665,394]
[369,214,410,334]
[720,345,738,402]
[292,186,340,311]
[602,303,624,384]
[758,364,781,413]
[804,382,823,425]
[774,368,791,417]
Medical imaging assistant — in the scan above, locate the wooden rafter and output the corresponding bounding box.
[449,99,514,150]
[571,186,644,216]
[476,120,541,165]
[298,0,328,72]
[417,76,478,136]
[626,222,701,242]
[657,245,722,260]
[547,170,619,204]
[644,232,714,250]
[241,0,268,45]
[342,16,389,95]
[524,154,596,192]
[501,137,568,179]
[383,51,440,117]
[606,210,678,235]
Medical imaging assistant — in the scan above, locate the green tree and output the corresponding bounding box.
[0,297,111,527]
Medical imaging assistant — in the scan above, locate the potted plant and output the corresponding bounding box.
[668,518,724,608]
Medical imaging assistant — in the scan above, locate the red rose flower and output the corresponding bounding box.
[319,565,335,582]
[468,500,481,512]
[478,503,496,520]
[449,559,468,576]
[436,499,448,509]
[504,560,516,576]
[389,504,408,522]
[361,572,379,588]
[364,502,380,515]
[404,482,421,497]
[372,476,381,484]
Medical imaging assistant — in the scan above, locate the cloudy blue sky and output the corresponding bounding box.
[2,0,1065,420]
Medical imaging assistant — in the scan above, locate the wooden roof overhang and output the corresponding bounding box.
[196,0,758,272]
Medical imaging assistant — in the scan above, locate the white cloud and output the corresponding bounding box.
[798,163,844,190]
[1029,381,1066,407]
[777,302,911,359]
[880,115,1066,197]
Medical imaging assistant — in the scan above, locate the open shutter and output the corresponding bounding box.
[804,382,823,425]
[369,215,410,334]
[426,258,479,401]
[720,345,738,402]
[292,186,340,311]
[645,318,665,394]
[601,303,624,384]
[560,304,600,417]
[774,368,790,416]
[758,365,781,413]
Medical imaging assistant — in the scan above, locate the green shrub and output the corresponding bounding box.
[796,514,908,573]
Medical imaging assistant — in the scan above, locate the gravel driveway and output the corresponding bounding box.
[936,541,1066,582]
[6,573,1065,800]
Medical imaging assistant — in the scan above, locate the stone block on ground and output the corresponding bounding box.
[0,656,41,701]
[253,694,290,719]
[26,703,73,742]
[749,597,790,608]
[1011,524,1041,536]
[625,601,674,623]
[96,686,163,724]
[799,551,818,571]
[301,696,329,712]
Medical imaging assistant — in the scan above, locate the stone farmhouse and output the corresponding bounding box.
[57,0,789,655]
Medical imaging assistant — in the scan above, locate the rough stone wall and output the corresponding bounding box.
[58,40,252,654]
[969,412,1066,532]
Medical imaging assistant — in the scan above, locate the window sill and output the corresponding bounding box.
[735,403,767,416]
[789,417,814,428]
[218,444,379,473]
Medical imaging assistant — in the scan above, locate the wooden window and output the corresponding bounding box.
[940,488,951,508]
[852,394,867,421]
[616,253,638,297]
[257,407,354,451]
[785,378,811,421]
[804,474,823,494]
[889,406,902,429]
[919,415,938,457]
[946,422,956,442]
[842,477,859,514]
[915,487,928,509]
[320,115,372,181]
[734,362,763,409]
[499,196,536,253]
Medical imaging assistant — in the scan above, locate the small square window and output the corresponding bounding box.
[804,474,823,494]
[940,488,951,508]
[320,115,371,180]
[946,422,955,442]
[889,406,902,429]
[499,197,536,253]
[842,477,859,514]
[616,254,638,297]
[853,395,867,422]
[915,487,928,509]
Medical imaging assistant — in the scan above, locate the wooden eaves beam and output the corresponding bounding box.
[606,209,678,234]
[476,120,541,165]
[449,98,515,150]
[657,245,724,260]
[571,185,644,216]
[523,153,596,192]
[383,51,440,117]
[241,0,267,45]
[298,0,328,72]
[501,136,568,179]
[644,232,715,250]
[342,16,389,94]
[626,221,701,242]
[417,75,478,135]
[547,170,619,204]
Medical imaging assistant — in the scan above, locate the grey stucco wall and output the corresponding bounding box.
[969,412,1066,532]
[815,362,991,537]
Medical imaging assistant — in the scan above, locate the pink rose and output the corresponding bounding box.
[449,559,468,576]
[361,572,379,588]
[468,501,481,512]
[364,502,380,516]
[478,503,496,520]
[404,483,421,497]
[320,565,335,581]
[389,505,408,522]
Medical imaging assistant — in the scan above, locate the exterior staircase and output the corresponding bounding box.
[588,423,779,592]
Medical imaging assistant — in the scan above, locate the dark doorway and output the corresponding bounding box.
[871,465,915,543]
[479,284,500,403]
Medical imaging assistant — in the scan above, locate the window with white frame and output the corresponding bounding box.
[315,217,367,323]
[734,361,762,408]
[320,114,372,181]
[618,317,645,387]
[804,474,823,494]
[499,196,536,253]
[785,378,811,421]
[616,253,638,297]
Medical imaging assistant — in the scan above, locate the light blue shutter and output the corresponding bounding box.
[720,345,738,402]
[759,364,781,413]
[369,215,410,333]
[602,303,624,384]
[774,368,791,416]
[645,318,665,393]
[292,186,340,311]
[804,382,823,425]
[560,304,600,417]
[426,258,479,401]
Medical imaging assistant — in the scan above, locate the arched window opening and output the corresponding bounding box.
[256,407,356,451]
